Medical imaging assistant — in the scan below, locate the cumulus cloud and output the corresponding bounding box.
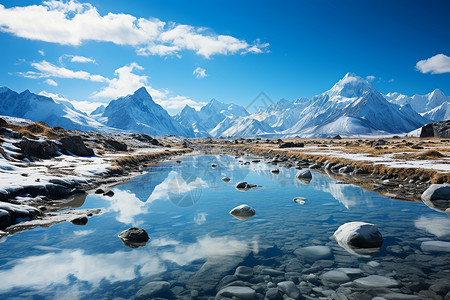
[0,1,269,58]
[38,90,106,113]
[22,60,205,114]
[365,75,375,82]
[19,60,108,82]
[416,54,450,74]
[193,67,207,79]
[44,78,57,86]
[38,49,45,56]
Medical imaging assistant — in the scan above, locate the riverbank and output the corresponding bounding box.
[0,117,192,235]
[197,137,450,203]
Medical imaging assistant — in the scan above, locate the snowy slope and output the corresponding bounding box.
[100,87,193,136]
[386,89,450,121]
[0,87,111,132]
[282,73,429,136]
[196,99,249,131]
[173,105,210,137]
[215,117,275,138]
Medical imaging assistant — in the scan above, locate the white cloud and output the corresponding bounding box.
[0,1,268,58]
[366,75,375,82]
[59,54,96,64]
[416,54,450,74]
[193,67,207,79]
[20,60,108,82]
[38,90,106,113]
[388,78,394,83]
[44,78,57,86]
[21,60,205,114]
[38,49,45,56]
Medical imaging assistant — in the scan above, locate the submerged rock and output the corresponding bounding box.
[216,286,256,300]
[229,204,255,221]
[334,222,383,256]
[293,197,307,205]
[321,270,350,283]
[118,227,149,248]
[294,245,332,261]
[421,241,450,253]
[277,281,301,299]
[136,281,170,299]
[222,177,231,183]
[235,181,257,191]
[354,275,399,288]
[421,184,450,213]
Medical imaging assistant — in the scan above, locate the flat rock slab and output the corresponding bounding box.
[354,275,399,288]
[294,245,332,261]
[277,281,301,299]
[321,270,350,283]
[421,240,450,253]
[215,286,256,300]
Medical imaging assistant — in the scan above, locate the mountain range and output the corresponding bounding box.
[0,73,448,138]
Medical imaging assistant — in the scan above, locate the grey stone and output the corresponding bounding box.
[222,177,231,183]
[421,241,450,253]
[295,169,312,179]
[215,286,256,300]
[277,281,301,299]
[421,184,450,213]
[354,275,399,288]
[229,204,256,220]
[321,271,350,283]
[235,182,257,190]
[265,288,282,300]
[118,227,149,248]
[261,268,284,276]
[235,266,254,279]
[136,281,170,298]
[294,246,332,261]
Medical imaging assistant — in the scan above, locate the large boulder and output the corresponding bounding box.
[136,281,171,299]
[334,222,383,257]
[420,120,450,138]
[118,227,149,248]
[105,139,127,151]
[59,136,94,157]
[279,142,304,148]
[216,286,256,300]
[421,184,450,213]
[229,204,255,220]
[295,169,312,179]
[14,137,59,159]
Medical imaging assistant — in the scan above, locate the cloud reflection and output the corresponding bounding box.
[415,215,450,239]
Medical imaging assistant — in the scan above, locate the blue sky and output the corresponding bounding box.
[0,0,449,114]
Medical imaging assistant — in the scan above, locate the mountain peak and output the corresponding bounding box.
[429,88,445,98]
[133,86,150,96]
[327,73,375,99]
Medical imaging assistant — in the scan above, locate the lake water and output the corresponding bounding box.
[0,155,449,299]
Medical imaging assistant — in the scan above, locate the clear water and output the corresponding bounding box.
[0,155,449,299]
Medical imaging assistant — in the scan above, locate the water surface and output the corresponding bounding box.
[0,155,449,299]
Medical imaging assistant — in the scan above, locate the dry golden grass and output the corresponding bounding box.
[3,122,67,139]
[112,149,191,168]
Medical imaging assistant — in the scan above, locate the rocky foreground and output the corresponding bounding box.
[0,116,192,234]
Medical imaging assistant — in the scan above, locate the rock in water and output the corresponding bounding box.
[293,197,307,205]
[334,222,383,256]
[294,245,332,261]
[229,204,255,220]
[321,270,350,283]
[421,184,450,213]
[271,169,280,174]
[296,169,312,179]
[234,266,254,279]
[421,241,450,253]
[118,227,149,248]
[235,181,257,191]
[277,281,301,299]
[354,275,399,288]
[222,177,231,183]
[136,281,170,298]
[215,286,256,300]
[71,216,88,225]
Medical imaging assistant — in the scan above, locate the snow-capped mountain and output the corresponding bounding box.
[0,87,111,131]
[100,87,193,137]
[385,89,449,121]
[214,116,276,137]
[174,98,250,137]
[173,105,209,137]
[242,73,429,138]
[90,105,106,116]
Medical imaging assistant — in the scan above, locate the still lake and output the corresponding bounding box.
[0,155,449,299]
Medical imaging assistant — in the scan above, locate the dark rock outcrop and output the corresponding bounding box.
[105,139,127,151]
[13,137,59,159]
[420,120,450,138]
[59,136,94,156]
[279,142,304,148]
[118,227,149,248]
